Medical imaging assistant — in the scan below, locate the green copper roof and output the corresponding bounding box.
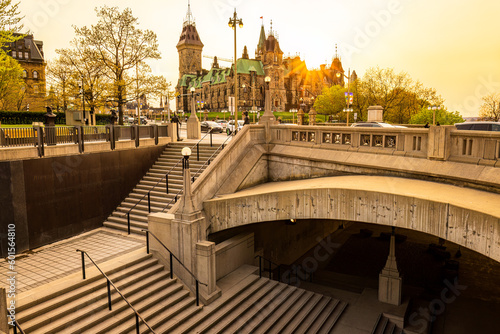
[235,59,265,75]
[179,74,197,87]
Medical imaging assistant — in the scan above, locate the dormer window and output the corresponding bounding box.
[24,52,28,59]
[12,51,16,58]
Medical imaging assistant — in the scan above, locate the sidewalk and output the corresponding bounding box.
[1,228,144,294]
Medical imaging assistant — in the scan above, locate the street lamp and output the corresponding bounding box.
[228,9,243,132]
[336,68,353,126]
[427,105,441,126]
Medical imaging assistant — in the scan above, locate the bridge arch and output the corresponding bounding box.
[204,175,500,262]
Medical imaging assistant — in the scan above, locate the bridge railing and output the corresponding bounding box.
[0,124,170,157]
[272,125,500,164]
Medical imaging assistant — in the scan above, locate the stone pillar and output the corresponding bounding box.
[427,125,452,160]
[367,105,384,122]
[297,107,305,125]
[196,241,221,304]
[379,232,402,306]
[308,107,317,126]
[187,93,201,139]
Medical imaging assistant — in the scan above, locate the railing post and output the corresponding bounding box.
[197,143,199,161]
[107,279,112,310]
[268,259,272,279]
[148,192,151,213]
[278,266,281,283]
[127,212,131,235]
[166,174,169,194]
[169,253,173,279]
[146,231,149,254]
[259,256,262,278]
[134,125,140,148]
[210,131,212,147]
[81,251,86,279]
[136,314,140,334]
[196,280,200,306]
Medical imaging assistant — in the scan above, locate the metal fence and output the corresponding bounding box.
[0,124,169,157]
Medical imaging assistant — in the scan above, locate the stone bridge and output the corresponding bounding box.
[148,123,500,303]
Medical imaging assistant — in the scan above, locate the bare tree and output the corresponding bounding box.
[73,6,160,124]
[46,57,74,112]
[479,92,500,121]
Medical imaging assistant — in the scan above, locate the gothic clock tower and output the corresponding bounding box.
[177,1,203,78]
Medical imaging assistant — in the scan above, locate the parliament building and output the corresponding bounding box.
[175,4,355,114]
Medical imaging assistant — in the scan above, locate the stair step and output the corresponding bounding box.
[222,282,289,333]
[294,296,334,333]
[263,291,316,333]
[178,275,263,334]
[199,279,279,333]
[280,293,324,333]
[250,287,306,334]
[317,301,348,334]
[80,279,185,334]
[20,259,164,332]
[53,272,174,334]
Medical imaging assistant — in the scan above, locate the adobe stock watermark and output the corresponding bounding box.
[451,75,500,115]
[212,0,244,22]
[281,235,341,288]
[339,0,404,63]
[52,155,83,183]
[24,0,73,31]
[408,277,467,332]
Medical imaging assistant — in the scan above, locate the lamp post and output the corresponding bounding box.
[336,68,353,126]
[259,76,275,123]
[427,105,441,126]
[228,9,243,132]
[186,86,201,139]
[180,146,195,214]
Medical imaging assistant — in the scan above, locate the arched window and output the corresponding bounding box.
[33,71,38,79]
[22,70,27,78]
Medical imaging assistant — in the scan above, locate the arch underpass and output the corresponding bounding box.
[204,175,500,263]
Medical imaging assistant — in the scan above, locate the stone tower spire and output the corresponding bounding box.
[177,0,204,78]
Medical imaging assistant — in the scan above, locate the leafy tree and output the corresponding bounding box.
[313,85,346,118]
[0,0,24,52]
[409,107,464,125]
[0,53,25,110]
[479,92,500,121]
[74,6,161,124]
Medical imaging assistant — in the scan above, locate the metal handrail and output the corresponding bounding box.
[12,320,26,334]
[190,133,233,183]
[142,230,207,306]
[76,250,156,334]
[123,130,213,234]
[255,255,281,282]
[160,187,183,213]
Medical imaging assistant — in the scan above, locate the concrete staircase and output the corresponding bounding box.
[176,274,348,334]
[103,142,222,235]
[15,249,201,334]
[371,314,406,334]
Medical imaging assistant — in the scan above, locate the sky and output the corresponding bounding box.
[18,0,500,117]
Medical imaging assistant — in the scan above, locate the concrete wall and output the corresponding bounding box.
[215,233,255,280]
[0,145,166,257]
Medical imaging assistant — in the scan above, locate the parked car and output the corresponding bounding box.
[123,116,134,124]
[454,121,500,131]
[226,120,245,135]
[351,122,406,128]
[200,121,223,133]
[139,116,148,125]
[215,120,228,129]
